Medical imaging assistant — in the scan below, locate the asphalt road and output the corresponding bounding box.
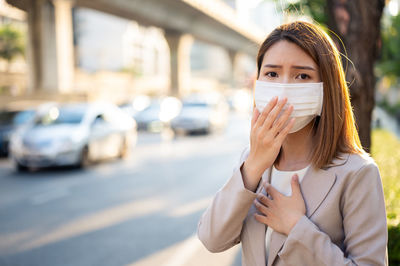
[0,111,251,266]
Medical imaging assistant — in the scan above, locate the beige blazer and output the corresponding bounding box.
[197,146,388,266]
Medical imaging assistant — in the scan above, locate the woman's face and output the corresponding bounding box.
[258,40,321,84]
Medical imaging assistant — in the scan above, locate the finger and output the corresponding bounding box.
[272,104,294,135]
[251,108,260,128]
[264,183,281,200]
[256,193,272,207]
[254,96,278,129]
[254,213,269,225]
[262,97,288,130]
[254,199,269,215]
[291,174,302,197]
[276,117,295,142]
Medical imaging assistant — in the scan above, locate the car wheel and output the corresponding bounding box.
[16,162,28,172]
[78,146,90,168]
[118,136,130,159]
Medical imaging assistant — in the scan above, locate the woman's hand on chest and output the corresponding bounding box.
[253,174,306,236]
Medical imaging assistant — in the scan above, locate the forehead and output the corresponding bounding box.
[262,40,318,69]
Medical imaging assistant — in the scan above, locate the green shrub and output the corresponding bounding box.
[371,129,400,264]
[388,225,400,265]
[377,98,400,116]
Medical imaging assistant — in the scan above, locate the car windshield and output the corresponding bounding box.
[138,104,160,115]
[144,104,160,111]
[182,102,208,108]
[13,110,35,125]
[35,106,87,126]
[0,111,19,126]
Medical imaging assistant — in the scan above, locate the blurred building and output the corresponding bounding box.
[122,22,169,79]
[0,0,25,24]
[223,0,237,9]
[0,0,27,95]
[73,4,260,98]
[3,0,273,103]
[223,0,282,34]
[73,8,170,98]
[75,8,169,77]
[74,8,130,72]
[191,0,285,92]
[249,1,283,34]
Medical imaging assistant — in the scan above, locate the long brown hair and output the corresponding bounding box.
[256,21,363,169]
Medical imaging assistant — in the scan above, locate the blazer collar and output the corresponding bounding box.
[324,153,350,169]
[246,153,349,266]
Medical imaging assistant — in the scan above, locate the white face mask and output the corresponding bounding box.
[254,80,323,133]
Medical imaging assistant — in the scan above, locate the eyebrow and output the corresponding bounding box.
[263,64,316,71]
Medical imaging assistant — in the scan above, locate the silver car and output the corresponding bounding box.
[9,102,137,171]
[170,99,229,135]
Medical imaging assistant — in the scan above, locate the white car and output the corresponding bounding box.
[9,102,137,171]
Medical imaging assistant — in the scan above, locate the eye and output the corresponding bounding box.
[297,73,310,80]
[266,72,278,78]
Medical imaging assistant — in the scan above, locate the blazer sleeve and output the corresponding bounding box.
[197,145,259,253]
[277,161,388,265]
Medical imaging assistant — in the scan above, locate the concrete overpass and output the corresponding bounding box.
[6,0,264,96]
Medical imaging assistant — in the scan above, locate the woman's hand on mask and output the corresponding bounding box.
[253,175,306,236]
[241,97,294,192]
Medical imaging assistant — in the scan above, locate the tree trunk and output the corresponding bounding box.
[326,0,385,152]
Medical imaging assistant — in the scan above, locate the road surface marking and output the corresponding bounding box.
[30,188,70,205]
[128,234,240,266]
[15,197,168,254]
[168,196,213,217]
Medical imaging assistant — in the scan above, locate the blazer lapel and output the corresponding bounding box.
[246,205,267,266]
[245,169,271,266]
[267,166,337,266]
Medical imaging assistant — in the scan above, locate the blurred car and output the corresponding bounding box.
[133,101,163,132]
[0,109,36,156]
[119,95,152,118]
[170,98,229,135]
[133,97,181,132]
[9,102,137,171]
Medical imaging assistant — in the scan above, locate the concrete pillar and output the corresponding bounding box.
[165,31,192,97]
[40,0,58,92]
[227,49,238,89]
[26,0,42,94]
[53,0,74,93]
[26,0,74,94]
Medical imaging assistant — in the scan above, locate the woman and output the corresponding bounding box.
[197,21,388,266]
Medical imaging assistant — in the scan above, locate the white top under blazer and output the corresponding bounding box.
[265,164,310,262]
